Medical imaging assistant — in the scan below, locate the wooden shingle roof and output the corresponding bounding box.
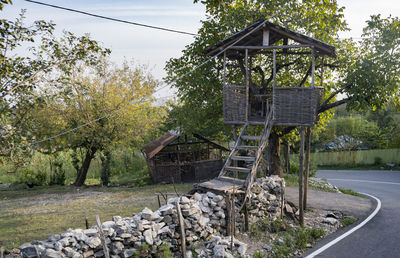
[205,20,336,58]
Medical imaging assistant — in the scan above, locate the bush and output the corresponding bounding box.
[49,168,66,185]
[17,169,47,186]
[374,156,383,165]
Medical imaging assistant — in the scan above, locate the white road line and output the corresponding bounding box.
[305,192,382,258]
[328,178,400,186]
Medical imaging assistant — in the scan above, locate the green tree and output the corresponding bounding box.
[33,60,165,186]
[165,0,400,175]
[0,3,110,158]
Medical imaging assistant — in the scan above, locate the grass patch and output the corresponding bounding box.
[0,183,192,248]
[341,216,357,227]
[338,188,366,198]
[283,174,337,192]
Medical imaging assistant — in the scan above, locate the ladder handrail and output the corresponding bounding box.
[218,123,248,177]
[243,111,274,204]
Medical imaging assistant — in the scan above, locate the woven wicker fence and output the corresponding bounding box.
[223,85,246,123]
[272,87,323,126]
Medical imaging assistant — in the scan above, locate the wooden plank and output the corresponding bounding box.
[231,156,255,162]
[241,135,261,141]
[237,145,258,150]
[225,166,251,173]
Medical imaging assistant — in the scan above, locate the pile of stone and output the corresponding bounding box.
[247,176,285,223]
[194,235,247,258]
[10,176,285,258]
[308,178,340,193]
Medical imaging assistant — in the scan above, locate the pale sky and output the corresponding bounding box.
[2,0,400,99]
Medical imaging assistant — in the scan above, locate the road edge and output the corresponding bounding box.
[303,192,381,258]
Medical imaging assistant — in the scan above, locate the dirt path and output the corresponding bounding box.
[285,186,374,219]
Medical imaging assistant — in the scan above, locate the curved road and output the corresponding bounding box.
[305,170,400,258]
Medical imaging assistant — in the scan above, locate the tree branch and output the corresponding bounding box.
[321,83,353,107]
[318,99,348,113]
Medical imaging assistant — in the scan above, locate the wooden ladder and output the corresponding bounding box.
[218,111,274,193]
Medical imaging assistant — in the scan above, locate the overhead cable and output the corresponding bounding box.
[0,17,273,153]
[24,0,198,36]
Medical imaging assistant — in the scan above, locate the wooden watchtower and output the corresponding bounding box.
[196,20,336,202]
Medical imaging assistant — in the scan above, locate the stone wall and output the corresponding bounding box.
[10,176,284,258]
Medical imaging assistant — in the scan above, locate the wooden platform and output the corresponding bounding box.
[197,176,245,194]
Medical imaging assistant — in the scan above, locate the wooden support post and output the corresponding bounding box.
[95,215,110,258]
[245,48,249,121]
[85,216,89,229]
[244,199,249,232]
[223,51,227,86]
[299,127,305,227]
[303,127,312,210]
[273,49,277,88]
[320,56,325,87]
[284,141,291,174]
[225,194,232,236]
[311,48,315,87]
[0,246,4,258]
[176,198,186,257]
[157,194,161,208]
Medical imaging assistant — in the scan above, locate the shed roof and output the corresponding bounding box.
[143,132,229,159]
[205,20,336,58]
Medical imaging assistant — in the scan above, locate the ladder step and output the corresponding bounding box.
[237,145,258,150]
[231,156,256,162]
[218,176,246,185]
[225,166,251,173]
[241,135,262,141]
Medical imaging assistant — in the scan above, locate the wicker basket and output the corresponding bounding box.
[223,85,246,123]
[272,87,323,126]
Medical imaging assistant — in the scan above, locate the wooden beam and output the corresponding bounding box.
[311,48,315,87]
[263,28,270,46]
[231,44,312,50]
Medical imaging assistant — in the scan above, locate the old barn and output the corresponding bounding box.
[144,133,229,184]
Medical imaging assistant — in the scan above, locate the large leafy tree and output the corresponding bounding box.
[0,1,110,156]
[165,0,400,175]
[33,59,165,186]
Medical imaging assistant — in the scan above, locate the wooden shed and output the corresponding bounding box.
[143,132,229,184]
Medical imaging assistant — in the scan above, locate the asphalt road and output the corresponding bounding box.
[305,170,400,258]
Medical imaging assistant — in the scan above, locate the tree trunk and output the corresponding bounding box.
[266,132,283,177]
[73,146,97,186]
[100,150,111,186]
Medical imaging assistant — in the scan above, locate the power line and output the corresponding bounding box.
[24,0,198,36]
[0,17,272,154]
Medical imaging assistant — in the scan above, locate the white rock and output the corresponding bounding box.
[143,229,153,245]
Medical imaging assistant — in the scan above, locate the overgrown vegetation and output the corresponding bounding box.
[339,188,367,198]
[341,216,357,227]
[248,218,325,257]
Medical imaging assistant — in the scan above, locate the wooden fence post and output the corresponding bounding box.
[175,198,186,257]
[95,215,110,258]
